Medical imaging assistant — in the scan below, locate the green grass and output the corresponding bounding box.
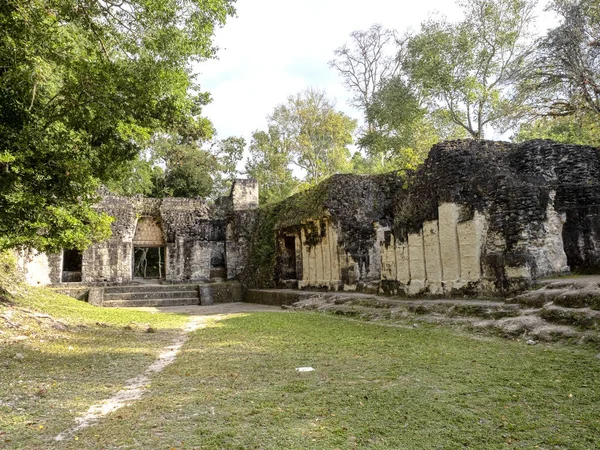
[48,312,600,450]
[0,285,189,449]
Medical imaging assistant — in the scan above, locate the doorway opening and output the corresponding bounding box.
[133,247,165,279]
[280,235,298,280]
[132,216,166,279]
[62,249,82,282]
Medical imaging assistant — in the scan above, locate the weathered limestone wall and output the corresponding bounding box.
[82,195,138,283]
[259,139,598,296]
[31,179,259,286]
[14,248,53,286]
[231,179,259,211]
[281,203,489,295]
[296,219,347,290]
[378,205,488,295]
[226,180,260,281]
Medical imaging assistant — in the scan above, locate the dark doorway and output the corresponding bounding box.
[134,247,165,279]
[62,249,82,282]
[281,235,297,280]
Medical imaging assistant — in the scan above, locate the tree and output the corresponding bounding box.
[210,136,246,198]
[329,24,402,123]
[404,0,537,139]
[106,133,244,199]
[358,76,450,172]
[246,88,356,203]
[515,112,600,146]
[523,0,600,118]
[0,0,236,252]
[269,88,356,184]
[355,75,470,173]
[246,127,299,205]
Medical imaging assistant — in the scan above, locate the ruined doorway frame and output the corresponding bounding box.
[132,216,168,280]
[278,232,301,281]
[132,246,166,280]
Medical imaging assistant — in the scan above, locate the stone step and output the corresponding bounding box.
[102,297,200,308]
[538,305,600,330]
[103,290,199,301]
[104,284,199,294]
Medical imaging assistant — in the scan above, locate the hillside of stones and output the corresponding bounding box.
[285,277,600,344]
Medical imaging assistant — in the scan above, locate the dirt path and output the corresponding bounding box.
[54,302,280,441]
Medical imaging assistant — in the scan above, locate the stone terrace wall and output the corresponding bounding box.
[49,195,232,284]
[241,139,600,296]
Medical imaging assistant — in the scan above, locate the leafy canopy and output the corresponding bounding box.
[0,0,236,252]
[522,0,600,118]
[404,0,536,139]
[246,88,356,204]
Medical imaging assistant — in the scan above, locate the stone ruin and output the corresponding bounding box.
[15,139,600,299]
[16,179,259,286]
[243,139,600,296]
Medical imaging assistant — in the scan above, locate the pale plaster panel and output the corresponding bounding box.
[300,228,310,283]
[457,212,487,281]
[100,246,111,280]
[395,239,411,285]
[380,234,397,281]
[408,230,426,294]
[328,222,340,283]
[314,223,325,284]
[16,249,52,286]
[423,220,443,284]
[505,265,532,279]
[438,203,461,282]
[321,225,332,283]
[531,191,569,277]
[308,244,317,284]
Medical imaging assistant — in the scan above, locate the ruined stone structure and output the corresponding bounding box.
[17,180,259,286]
[242,140,600,296]
[16,140,600,299]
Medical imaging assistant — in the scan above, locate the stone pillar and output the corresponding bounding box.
[231,179,259,211]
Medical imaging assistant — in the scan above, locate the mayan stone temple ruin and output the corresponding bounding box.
[14,139,600,306]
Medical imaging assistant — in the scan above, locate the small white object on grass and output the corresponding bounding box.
[295,367,315,372]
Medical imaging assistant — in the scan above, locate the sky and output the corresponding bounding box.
[196,0,558,158]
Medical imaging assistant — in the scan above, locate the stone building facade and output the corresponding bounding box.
[16,140,600,297]
[18,179,259,285]
[245,140,600,296]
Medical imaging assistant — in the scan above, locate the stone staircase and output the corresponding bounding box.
[101,284,200,307]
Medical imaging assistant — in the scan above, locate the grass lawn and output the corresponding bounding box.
[0,286,189,449]
[42,311,600,450]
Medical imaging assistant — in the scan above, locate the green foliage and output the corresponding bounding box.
[246,127,300,205]
[211,136,246,198]
[242,181,330,287]
[0,0,236,251]
[271,88,356,183]
[404,0,536,139]
[108,129,245,200]
[522,0,600,118]
[104,156,161,197]
[162,145,216,198]
[357,76,467,173]
[246,88,356,204]
[515,113,600,146]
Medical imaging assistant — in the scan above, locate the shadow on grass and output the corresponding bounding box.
[47,312,600,450]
